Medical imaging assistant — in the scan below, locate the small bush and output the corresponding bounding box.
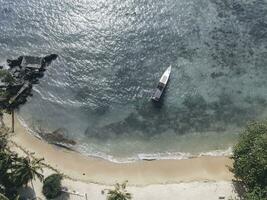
[42,174,63,199]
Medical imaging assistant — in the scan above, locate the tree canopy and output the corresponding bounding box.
[231,121,267,199]
[42,173,63,199]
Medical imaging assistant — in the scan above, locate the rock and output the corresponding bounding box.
[41,128,76,146]
[7,56,23,68]
[0,54,58,111]
[41,54,58,68]
[43,54,58,62]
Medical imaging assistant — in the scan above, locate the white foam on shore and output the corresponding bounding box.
[16,114,42,139]
[76,147,233,164]
[199,148,233,157]
[16,113,233,164]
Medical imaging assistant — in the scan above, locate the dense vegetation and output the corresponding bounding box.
[0,127,44,199]
[102,181,132,200]
[42,173,63,199]
[0,56,60,200]
[231,121,267,200]
[0,70,15,85]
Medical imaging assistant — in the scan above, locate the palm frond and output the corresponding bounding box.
[102,181,132,200]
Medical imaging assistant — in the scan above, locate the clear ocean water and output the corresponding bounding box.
[0,0,267,162]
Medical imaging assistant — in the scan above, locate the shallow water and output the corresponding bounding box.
[1,0,267,162]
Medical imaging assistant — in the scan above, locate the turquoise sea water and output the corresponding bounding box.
[0,0,267,162]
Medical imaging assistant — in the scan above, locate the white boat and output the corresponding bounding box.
[151,65,171,102]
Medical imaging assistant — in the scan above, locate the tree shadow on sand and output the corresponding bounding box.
[17,186,36,200]
[53,192,70,200]
[17,186,70,200]
[232,180,246,200]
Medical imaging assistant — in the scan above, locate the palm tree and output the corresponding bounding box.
[0,193,19,200]
[0,193,9,200]
[12,157,44,187]
[0,150,21,198]
[0,150,18,179]
[102,181,132,200]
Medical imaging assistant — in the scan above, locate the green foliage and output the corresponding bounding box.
[0,193,9,200]
[12,157,44,186]
[0,151,44,197]
[231,121,267,199]
[0,70,15,85]
[0,194,19,200]
[0,90,8,99]
[102,181,132,200]
[0,149,20,199]
[0,126,44,198]
[42,174,63,199]
[0,151,14,179]
[0,128,9,151]
[244,187,266,200]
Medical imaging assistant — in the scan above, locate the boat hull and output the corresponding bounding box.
[151,66,171,102]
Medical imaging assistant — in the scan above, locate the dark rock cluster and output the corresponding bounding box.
[0,54,58,111]
[37,128,76,148]
[0,54,76,148]
[0,54,79,148]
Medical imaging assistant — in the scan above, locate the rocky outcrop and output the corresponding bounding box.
[42,54,58,68]
[0,54,75,151]
[37,128,76,149]
[7,56,23,68]
[0,54,58,111]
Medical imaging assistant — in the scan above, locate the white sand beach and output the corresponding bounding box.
[4,113,239,199]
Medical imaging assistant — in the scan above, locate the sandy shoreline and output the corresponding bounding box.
[4,113,234,186]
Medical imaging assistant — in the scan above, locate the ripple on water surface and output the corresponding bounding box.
[1,0,267,161]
